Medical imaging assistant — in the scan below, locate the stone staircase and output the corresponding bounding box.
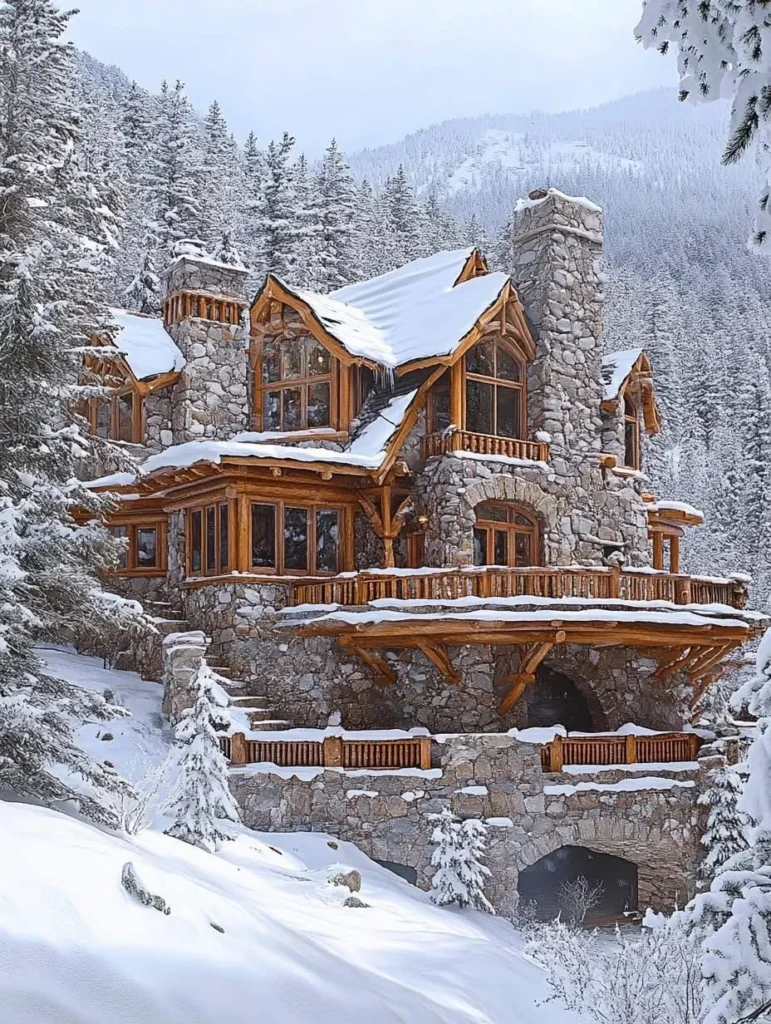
[223,694,292,732]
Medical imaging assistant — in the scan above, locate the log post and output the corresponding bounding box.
[609,563,621,599]
[551,735,564,772]
[688,734,702,760]
[230,732,248,766]
[674,576,692,605]
[419,736,432,770]
[323,735,344,768]
[625,733,638,765]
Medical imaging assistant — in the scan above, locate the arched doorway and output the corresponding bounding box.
[518,846,638,923]
[525,665,596,732]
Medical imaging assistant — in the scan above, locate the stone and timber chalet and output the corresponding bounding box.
[84,188,765,920]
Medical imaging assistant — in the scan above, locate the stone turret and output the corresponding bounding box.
[511,188,605,478]
[161,243,251,443]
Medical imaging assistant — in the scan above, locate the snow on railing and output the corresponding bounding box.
[289,565,746,610]
[420,429,549,463]
[222,733,432,770]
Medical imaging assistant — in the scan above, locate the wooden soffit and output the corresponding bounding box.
[602,350,661,435]
[87,335,181,396]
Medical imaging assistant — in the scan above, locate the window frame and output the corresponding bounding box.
[624,396,641,470]
[109,519,167,576]
[88,387,143,444]
[472,502,540,568]
[651,527,681,573]
[248,499,344,577]
[254,332,338,433]
[462,337,527,439]
[186,501,233,577]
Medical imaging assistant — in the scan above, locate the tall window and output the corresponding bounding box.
[428,375,451,433]
[465,339,526,438]
[473,502,539,567]
[250,501,340,575]
[259,334,332,431]
[188,503,230,576]
[624,397,640,469]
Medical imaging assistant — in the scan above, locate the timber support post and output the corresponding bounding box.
[230,732,248,766]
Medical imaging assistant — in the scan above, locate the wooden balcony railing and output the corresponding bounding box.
[540,732,702,772]
[290,565,746,609]
[421,429,549,463]
[223,733,432,770]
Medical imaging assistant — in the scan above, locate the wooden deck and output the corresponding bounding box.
[420,429,549,463]
[290,565,746,609]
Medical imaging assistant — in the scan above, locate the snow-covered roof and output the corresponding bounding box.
[646,499,705,525]
[286,248,509,369]
[346,390,418,457]
[108,308,185,382]
[602,348,643,402]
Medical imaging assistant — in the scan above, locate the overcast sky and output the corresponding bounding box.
[66,0,676,156]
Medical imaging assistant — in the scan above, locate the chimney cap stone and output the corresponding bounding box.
[528,188,549,201]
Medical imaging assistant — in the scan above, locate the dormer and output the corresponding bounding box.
[601,349,660,472]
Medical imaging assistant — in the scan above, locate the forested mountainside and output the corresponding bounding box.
[74,50,771,609]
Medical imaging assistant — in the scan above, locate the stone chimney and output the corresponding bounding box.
[161,243,251,443]
[511,189,605,476]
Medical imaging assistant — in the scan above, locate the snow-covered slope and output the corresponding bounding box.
[0,650,578,1024]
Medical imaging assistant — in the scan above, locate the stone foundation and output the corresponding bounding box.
[232,733,712,917]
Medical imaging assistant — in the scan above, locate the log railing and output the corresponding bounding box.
[540,732,702,772]
[223,733,432,770]
[421,429,549,463]
[290,565,745,609]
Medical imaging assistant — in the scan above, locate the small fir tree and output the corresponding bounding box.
[697,764,751,885]
[124,251,161,313]
[166,661,240,852]
[213,230,245,269]
[429,807,494,912]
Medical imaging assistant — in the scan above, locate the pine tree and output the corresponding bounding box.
[213,230,245,269]
[241,130,266,285]
[0,0,143,824]
[124,252,161,313]
[698,764,751,885]
[148,80,203,256]
[201,99,240,247]
[315,139,356,290]
[429,808,494,912]
[291,153,322,289]
[257,131,297,280]
[383,165,421,266]
[166,660,241,852]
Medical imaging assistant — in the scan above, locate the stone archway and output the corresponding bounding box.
[518,845,638,922]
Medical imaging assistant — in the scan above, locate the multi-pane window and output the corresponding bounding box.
[250,502,340,575]
[90,391,139,443]
[472,502,539,567]
[188,503,230,576]
[624,397,640,469]
[465,339,526,438]
[110,522,165,572]
[259,334,332,431]
[428,376,451,433]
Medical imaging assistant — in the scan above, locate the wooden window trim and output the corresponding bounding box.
[461,336,528,439]
[247,499,345,577]
[88,387,144,444]
[252,328,341,433]
[186,500,236,577]
[624,397,641,470]
[109,520,167,576]
[473,502,541,567]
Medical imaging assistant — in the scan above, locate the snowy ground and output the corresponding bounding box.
[0,648,582,1024]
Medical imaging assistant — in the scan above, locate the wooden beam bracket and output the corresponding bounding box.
[497,641,554,716]
[416,641,460,686]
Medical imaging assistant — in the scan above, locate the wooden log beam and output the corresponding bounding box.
[350,646,395,686]
[497,641,554,716]
[415,641,460,686]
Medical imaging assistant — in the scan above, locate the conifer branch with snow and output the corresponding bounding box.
[429,807,494,912]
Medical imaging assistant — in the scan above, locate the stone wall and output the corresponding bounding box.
[143,386,174,453]
[161,256,251,443]
[231,733,712,916]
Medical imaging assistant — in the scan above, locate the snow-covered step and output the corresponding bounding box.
[246,717,293,731]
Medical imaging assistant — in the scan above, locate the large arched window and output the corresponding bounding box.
[465,338,526,438]
[259,334,333,431]
[473,502,540,566]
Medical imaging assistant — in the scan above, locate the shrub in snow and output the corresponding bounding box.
[697,763,751,885]
[107,753,180,836]
[165,660,240,852]
[558,876,604,925]
[527,918,703,1024]
[121,862,171,915]
[429,808,494,913]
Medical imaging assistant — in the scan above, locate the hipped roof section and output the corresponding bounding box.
[601,348,661,434]
[251,248,520,372]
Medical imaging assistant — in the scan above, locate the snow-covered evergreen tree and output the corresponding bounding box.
[166,660,240,852]
[257,132,298,280]
[429,808,493,912]
[698,764,751,886]
[201,99,240,247]
[124,252,161,313]
[383,165,421,266]
[315,139,356,290]
[148,80,202,256]
[0,0,143,824]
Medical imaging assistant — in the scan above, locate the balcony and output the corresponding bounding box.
[420,428,549,463]
[289,565,747,609]
[539,732,702,772]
